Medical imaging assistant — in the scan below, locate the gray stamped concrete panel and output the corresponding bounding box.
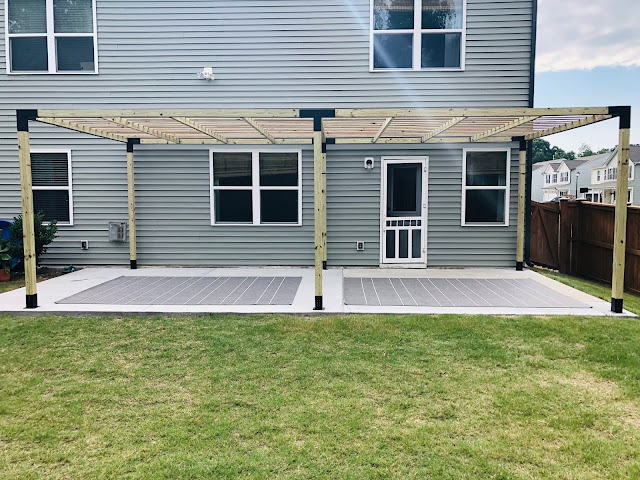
[57,276,302,306]
[344,277,588,308]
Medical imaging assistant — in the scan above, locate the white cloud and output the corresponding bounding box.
[536,0,640,72]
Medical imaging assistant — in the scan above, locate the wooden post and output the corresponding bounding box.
[558,199,574,274]
[16,110,38,308]
[313,132,324,309]
[516,139,527,270]
[322,142,327,269]
[127,139,139,269]
[611,108,631,313]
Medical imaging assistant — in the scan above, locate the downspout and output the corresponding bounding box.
[524,0,538,266]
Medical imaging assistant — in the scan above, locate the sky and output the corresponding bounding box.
[534,0,640,153]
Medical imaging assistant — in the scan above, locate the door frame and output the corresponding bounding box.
[379,156,429,267]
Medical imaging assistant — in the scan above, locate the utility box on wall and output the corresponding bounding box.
[108,222,127,242]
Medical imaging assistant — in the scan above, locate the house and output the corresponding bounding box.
[531,153,610,202]
[0,1,633,312]
[586,146,639,205]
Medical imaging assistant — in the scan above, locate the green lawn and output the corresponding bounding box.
[533,267,640,316]
[1,313,639,479]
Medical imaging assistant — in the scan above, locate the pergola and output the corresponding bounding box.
[15,106,632,312]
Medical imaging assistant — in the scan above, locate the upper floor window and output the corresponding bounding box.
[597,170,601,181]
[371,0,465,71]
[545,174,551,184]
[560,172,569,182]
[6,0,97,74]
[552,173,557,183]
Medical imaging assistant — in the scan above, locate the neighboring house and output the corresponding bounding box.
[531,154,609,202]
[586,146,639,205]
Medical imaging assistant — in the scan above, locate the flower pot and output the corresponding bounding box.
[0,269,10,282]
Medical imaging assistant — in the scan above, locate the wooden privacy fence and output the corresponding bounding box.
[530,200,640,295]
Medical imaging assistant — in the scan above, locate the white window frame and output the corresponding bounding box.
[545,174,551,185]
[369,0,466,72]
[5,0,98,74]
[461,148,510,227]
[552,173,557,183]
[596,170,601,182]
[629,162,634,180]
[209,148,302,227]
[560,171,569,183]
[31,148,74,226]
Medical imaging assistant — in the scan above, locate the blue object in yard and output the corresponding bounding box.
[0,219,11,241]
[0,219,19,268]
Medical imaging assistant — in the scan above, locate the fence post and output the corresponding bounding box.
[558,199,571,273]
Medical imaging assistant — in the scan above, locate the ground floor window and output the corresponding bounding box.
[210,150,302,226]
[462,149,509,226]
[31,149,73,225]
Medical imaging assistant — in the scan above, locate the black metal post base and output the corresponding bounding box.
[314,295,323,311]
[516,261,524,271]
[322,261,327,270]
[26,294,38,309]
[611,298,623,314]
[130,259,137,270]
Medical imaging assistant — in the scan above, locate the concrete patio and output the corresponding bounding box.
[0,267,634,317]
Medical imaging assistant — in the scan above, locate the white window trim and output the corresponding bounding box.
[461,148,510,227]
[209,148,302,227]
[369,0,466,72]
[31,148,74,226]
[5,0,99,75]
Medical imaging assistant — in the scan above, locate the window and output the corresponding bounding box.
[371,0,465,70]
[597,170,601,181]
[545,174,551,184]
[210,150,302,225]
[552,173,557,183]
[560,172,569,182]
[462,149,509,226]
[31,150,73,224]
[6,0,97,73]
[629,163,634,180]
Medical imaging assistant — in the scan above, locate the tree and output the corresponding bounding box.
[577,144,612,157]
[532,139,575,163]
[6,213,58,269]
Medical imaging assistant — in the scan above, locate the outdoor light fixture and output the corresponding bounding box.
[197,67,216,80]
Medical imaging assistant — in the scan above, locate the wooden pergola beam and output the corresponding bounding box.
[524,114,613,141]
[472,116,538,142]
[139,138,312,145]
[105,117,180,144]
[37,117,128,143]
[372,117,393,143]
[336,107,612,118]
[422,117,465,142]
[244,118,275,144]
[172,117,228,144]
[38,109,301,118]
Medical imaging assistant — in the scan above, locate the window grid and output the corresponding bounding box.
[5,0,98,74]
[31,149,74,225]
[210,150,302,226]
[461,148,510,227]
[370,0,466,71]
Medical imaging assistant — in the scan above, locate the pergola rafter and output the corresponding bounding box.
[15,106,631,314]
[105,117,180,144]
[172,117,228,144]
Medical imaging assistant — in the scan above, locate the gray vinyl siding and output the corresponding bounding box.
[327,144,518,267]
[0,0,534,267]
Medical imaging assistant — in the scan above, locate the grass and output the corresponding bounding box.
[533,267,640,316]
[1,313,639,479]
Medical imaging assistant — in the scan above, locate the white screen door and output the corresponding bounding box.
[381,157,428,264]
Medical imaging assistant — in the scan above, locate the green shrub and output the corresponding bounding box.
[7,213,58,269]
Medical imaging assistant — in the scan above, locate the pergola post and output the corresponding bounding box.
[313,131,325,310]
[611,107,632,313]
[16,110,38,308]
[516,138,527,271]
[322,141,328,269]
[127,139,140,269]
